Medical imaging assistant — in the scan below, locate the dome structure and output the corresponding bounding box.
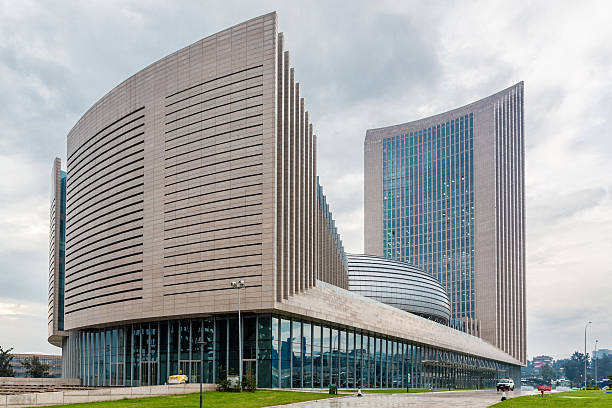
[347,254,451,324]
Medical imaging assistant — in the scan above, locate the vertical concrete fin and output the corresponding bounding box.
[276,33,285,302]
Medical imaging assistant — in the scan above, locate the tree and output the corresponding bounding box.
[594,355,612,380]
[22,356,50,378]
[0,346,15,377]
[563,352,588,385]
[541,364,557,383]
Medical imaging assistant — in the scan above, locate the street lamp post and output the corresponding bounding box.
[231,280,246,392]
[197,340,208,408]
[595,339,598,385]
[584,321,592,389]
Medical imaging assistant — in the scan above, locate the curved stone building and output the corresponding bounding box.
[347,254,451,324]
[52,12,521,389]
[364,83,526,364]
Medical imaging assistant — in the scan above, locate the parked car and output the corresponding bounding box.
[497,378,515,391]
[168,374,188,384]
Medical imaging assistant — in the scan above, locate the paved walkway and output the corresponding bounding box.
[272,390,524,408]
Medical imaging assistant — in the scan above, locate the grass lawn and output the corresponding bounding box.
[489,390,612,407]
[33,390,339,408]
[344,388,492,394]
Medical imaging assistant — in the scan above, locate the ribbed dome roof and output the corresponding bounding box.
[347,254,451,324]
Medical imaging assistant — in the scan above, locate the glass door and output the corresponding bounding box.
[190,361,201,384]
[141,362,149,386]
[179,361,190,382]
[243,360,256,378]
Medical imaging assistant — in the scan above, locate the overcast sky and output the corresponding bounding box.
[1,0,610,360]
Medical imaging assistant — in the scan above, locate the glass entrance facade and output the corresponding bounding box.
[66,313,519,388]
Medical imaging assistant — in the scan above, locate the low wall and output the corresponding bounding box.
[0,384,215,407]
[0,379,80,386]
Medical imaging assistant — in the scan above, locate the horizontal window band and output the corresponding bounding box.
[165,104,263,135]
[164,232,261,250]
[165,123,262,153]
[349,287,450,302]
[165,153,263,182]
[164,263,261,278]
[67,212,143,244]
[68,128,145,187]
[165,132,262,162]
[67,251,143,281]
[65,278,143,301]
[165,172,263,197]
[66,235,144,266]
[164,222,263,242]
[164,212,262,233]
[165,93,263,126]
[165,113,263,144]
[164,242,262,259]
[68,219,142,253]
[68,196,144,235]
[165,202,261,224]
[164,273,261,287]
[67,169,144,212]
[163,284,262,297]
[67,107,144,162]
[67,144,144,197]
[164,252,261,269]
[164,192,262,215]
[166,81,263,117]
[65,269,143,294]
[68,124,145,184]
[68,225,143,258]
[67,243,143,272]
[66,260,143,286]
[65,296,142,315]
[165,163,262,189]
[164,115,263,147]
[164,182,262,206]
[165,142,262,170]
[165,64,263,101]
[66,188,144,234]
[65,286,142,308]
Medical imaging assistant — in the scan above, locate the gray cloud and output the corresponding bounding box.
[0,250,47,303]
[529,187,607,226]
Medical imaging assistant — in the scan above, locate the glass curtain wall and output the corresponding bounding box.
[71,314,517,389]
[382,114,476,323]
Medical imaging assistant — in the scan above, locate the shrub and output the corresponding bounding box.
[216,378,232,392]
[216,365,232,392]
[243,374,257,392]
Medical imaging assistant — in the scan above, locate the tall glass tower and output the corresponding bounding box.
[48,158,67,348]
[364,83,525,363]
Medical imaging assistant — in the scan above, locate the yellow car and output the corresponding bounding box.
[168,374,188,384]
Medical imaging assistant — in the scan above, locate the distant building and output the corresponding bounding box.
[520,359,535,377]
[533,355,554,371]
[593,349,612,359]
[9,354,62,378]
